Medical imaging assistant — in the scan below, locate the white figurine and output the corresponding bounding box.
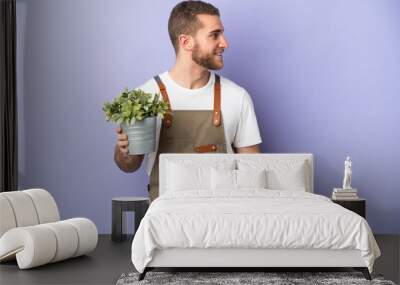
[342,156,352,190]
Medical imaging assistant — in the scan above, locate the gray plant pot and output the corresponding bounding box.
[120,116,157,155]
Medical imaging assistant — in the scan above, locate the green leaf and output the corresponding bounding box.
[103,88,169,124]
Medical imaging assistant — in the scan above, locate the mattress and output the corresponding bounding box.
[131,190,380,273]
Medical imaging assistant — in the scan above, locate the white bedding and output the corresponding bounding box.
[131,190,380,273]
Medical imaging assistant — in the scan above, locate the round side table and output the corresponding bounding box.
[111,196,149,242]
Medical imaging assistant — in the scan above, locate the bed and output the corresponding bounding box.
[131,153,380,280]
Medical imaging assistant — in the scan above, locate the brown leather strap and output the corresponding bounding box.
[213,74,221,127]
[194,144,218,153]
[154,75,172,128]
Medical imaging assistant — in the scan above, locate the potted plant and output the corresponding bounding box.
[103,88,169,154]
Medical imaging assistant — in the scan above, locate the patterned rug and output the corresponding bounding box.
[116,271,396,285]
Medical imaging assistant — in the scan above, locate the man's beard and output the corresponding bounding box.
[192,43,223,70]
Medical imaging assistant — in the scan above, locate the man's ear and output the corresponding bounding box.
[178,34,194,51]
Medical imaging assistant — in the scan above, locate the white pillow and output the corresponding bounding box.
[211,168,268,190]
[211,168,236,190]
[236,169,267,188]
[166,160,236,192]
[167,162,211,191]
[237,159,308,191]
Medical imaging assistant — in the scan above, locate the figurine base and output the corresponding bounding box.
[334,188,357,192]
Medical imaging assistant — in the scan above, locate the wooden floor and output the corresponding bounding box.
[0,235,398,285]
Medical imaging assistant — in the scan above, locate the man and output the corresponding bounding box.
[114,1,262,202]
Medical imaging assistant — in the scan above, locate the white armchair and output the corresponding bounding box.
[0,188,98,269]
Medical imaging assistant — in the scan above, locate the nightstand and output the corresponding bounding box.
[111,197,149,242]
[332,198,366,218]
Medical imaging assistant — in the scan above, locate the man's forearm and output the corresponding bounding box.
[114,145,144,173]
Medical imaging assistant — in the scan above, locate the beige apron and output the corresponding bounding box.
[148,74,227,202]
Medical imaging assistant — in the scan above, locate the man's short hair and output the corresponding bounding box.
[168,1,220,54]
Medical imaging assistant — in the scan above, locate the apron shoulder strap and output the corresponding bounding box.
[213,74,221,127]
[153,75,173,128]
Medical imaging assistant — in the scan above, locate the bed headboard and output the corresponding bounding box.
[159,153,314,195]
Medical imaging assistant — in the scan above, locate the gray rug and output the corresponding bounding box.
[116,271,396,285]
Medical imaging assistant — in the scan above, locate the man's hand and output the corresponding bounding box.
[234,144,261,153]
[114,127,144,172]
[116,127,129,155]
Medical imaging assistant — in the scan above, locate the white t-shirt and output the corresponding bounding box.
[136,71,262,176]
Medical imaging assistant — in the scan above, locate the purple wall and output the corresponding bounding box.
[16,0,400,233]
